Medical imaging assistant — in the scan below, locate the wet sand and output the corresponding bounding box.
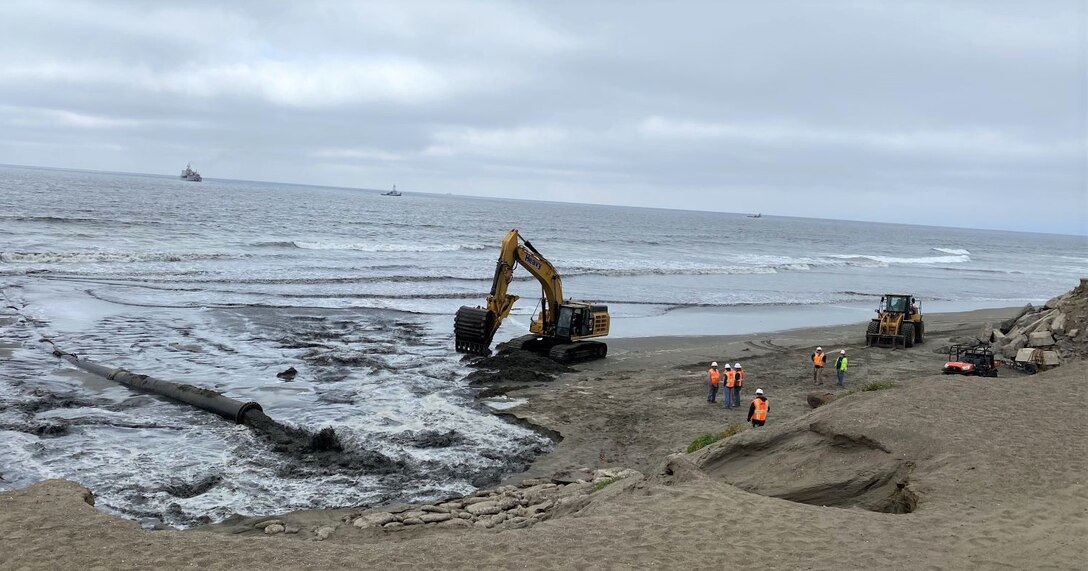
[2,306,1086,569]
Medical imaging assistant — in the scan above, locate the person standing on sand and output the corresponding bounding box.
[732,363,745,408]
[722,364,736,408]
[811,346,826,385]
[835,350,848,387]
[707,362,721,403]
[747,388,768,427]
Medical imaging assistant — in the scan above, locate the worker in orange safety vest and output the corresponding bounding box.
[706,362,721,403]
[722,364,736,409]
[747,388,769,427]
[731,363,745,410]
[811,346,826,385]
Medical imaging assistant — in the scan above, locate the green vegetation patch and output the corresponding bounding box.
[593,477,617,492]
[861,382,896,392]
[686,422,748,453]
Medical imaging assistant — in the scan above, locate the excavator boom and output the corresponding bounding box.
[454,229,609,362]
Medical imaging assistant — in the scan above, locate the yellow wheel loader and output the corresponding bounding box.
[865,293,925,348]
[454,229,610,363]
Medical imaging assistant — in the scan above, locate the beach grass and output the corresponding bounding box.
[593,478,617,492]
[687,422,748,453]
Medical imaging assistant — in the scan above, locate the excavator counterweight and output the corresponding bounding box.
[454,229,609,363]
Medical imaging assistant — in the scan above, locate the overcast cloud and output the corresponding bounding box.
[1,0,1084,234]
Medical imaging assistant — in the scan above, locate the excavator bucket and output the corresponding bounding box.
[454,306,495,355]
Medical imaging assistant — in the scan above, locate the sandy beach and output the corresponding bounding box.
[2,305,1086,570]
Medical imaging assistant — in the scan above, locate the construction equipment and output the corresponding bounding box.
[943,344,998,377]
[865,293,925,348]
[1010,347,1060,374]
[454,229,610,362]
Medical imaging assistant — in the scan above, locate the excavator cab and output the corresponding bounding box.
[554,303,609,340]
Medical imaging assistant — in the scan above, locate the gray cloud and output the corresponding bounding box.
[0,0,1084,233]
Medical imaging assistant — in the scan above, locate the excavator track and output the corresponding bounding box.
[548,341,608,363]
[454,306,495,355]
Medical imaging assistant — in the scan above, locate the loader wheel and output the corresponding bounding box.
[916,321,925,344]
[866,320,879,345]
[901,323,915,348]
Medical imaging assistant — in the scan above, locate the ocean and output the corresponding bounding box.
[1,164,1084,526]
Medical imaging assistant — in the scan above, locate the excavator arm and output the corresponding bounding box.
[450,227,604,356]
[455,229,565,354]
[487,229,565,333]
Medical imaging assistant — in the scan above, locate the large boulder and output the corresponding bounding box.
[806,391,836,409]
[1021,312,1056,335]
[1000,334,1028,359]
[1044,293,1069,310]
[1051,312,1067,336]
[1000,304,1034,333]
[1028,331,1056,348]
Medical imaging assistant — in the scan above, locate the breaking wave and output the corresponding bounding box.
[0,251,239,264]
[828,253,970,266]
[252,241,487,252]
[0,215,164,227]
[932,247,971,255]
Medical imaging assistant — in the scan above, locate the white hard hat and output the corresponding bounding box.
[755,388,764,395]
[711,361,718,367]
[816,346,823,351]
[840,349,846,354]
[734,363,742,368]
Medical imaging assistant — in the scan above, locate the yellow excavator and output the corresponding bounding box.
[454,229,610,362]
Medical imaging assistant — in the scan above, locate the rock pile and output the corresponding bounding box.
[989,279,1088,364]
[349,467,640,533]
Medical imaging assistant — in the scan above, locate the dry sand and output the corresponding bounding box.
[2,307,1086,570]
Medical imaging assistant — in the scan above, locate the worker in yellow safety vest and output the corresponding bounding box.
[706,362,721,403]
[747,388,769,427]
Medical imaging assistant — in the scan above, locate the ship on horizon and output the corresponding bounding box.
[180,162,202,182]
[381,184,401,196]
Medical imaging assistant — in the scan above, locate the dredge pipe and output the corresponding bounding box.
[52,349,262,424]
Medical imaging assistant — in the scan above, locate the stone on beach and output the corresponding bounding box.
[353,512,397,528]
[312,525,337,541]
[807,391,836,409]
[254,519,284,529]
[465,501,501,516]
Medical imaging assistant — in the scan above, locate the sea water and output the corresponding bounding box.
[1,165,1084,526]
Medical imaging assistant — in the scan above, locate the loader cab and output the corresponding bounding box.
[881,294,916,315]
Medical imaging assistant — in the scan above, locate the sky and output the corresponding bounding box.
[1,1,1085,234]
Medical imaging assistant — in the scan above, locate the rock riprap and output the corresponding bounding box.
[989,279,1088,366]
[347,467,641,533]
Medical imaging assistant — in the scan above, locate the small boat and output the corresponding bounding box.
[180,162,202,182]
[381,185,402,196]
[747,213,762,218]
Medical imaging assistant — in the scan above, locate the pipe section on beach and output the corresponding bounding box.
[45,342,407,477]
[51,349,262,424]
